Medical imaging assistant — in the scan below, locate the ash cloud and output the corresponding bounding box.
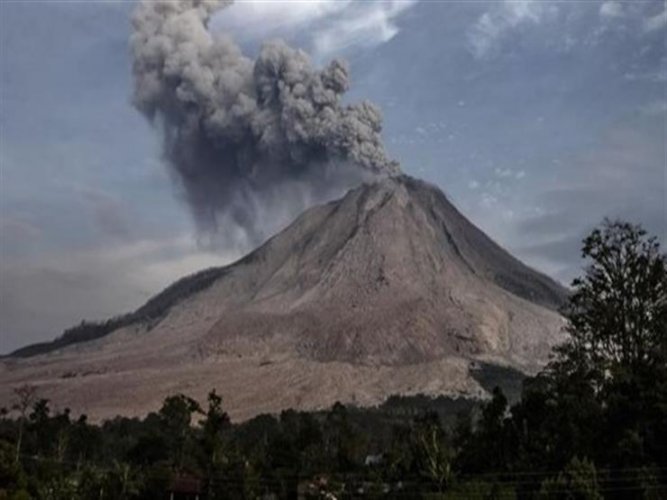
[130,0,399,246]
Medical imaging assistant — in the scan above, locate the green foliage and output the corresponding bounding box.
[157,394,201,469]
[442,480,517,500]
[200,390,231,499]
[560,220,666,374]
[412,415,453,492]
[538,457,602,500]
[0,440,27,495]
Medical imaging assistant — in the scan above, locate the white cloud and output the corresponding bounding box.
[624,68,667,83]
[640,99,667,116]
[468,0,666,58]
[212,0,417,60]
[644,7,667,33]
[599,1,624,19]
[312,0,416,59]
[494,167,525,180]
[0,216,41,243]
[212,0,352,38]
[494,167,514,178]
[467,0,557,58]
[480,192,498,208]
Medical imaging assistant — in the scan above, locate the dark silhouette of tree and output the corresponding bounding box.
[199,390,230,499]
[550,220,667,471]
[538,457,602,500]
[454,220,667,498]
[157,394,201,469]
[412,414,453,493]
[558,219,666,375]
[11,385,37,464]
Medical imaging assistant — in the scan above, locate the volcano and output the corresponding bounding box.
[0,176,567,420]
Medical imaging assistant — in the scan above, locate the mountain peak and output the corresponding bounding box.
[1,175,567,421]
[331,174,566,310]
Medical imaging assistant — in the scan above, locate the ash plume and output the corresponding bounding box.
[130,0,399,246]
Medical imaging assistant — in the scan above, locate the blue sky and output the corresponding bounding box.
[1,0,665,353]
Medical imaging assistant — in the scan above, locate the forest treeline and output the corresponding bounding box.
[1,220,665,499]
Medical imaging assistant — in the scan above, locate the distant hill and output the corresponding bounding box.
[9,267,230,358]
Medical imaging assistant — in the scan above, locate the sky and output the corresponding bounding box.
[0,0,665,353]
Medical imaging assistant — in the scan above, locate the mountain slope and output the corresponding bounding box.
[0,175,567,420]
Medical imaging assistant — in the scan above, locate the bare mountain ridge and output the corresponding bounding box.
[187,175,567,366]
[1,175,567,420]
[10,175,565,360]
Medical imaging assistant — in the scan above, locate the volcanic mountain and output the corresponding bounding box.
[0,176,567,420]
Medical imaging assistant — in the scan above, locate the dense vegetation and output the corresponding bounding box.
[1,220,665,499]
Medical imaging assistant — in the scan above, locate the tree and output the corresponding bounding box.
[104,460,140,500]
[29,398,53,458]
[455,387,512,474]
[157,394,201,469]
[454,221,667,496]
[553,220,667,469]
[0,439,28,497]
[200,390,230,499]
[558,219,666,377]
[538,457,602,500]
[11,385,37,464]
[323,402,365,473]
[412,415,453,493]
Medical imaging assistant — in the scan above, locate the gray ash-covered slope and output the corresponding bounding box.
[390,176,565,310]
[1,175,567,421]
[191,174,567,366]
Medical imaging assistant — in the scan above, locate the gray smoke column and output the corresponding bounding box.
[130,0,400,246]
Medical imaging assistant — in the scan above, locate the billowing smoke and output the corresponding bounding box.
[130,0,399,247]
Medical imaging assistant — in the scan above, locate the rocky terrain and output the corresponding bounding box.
[0,175,567,421]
